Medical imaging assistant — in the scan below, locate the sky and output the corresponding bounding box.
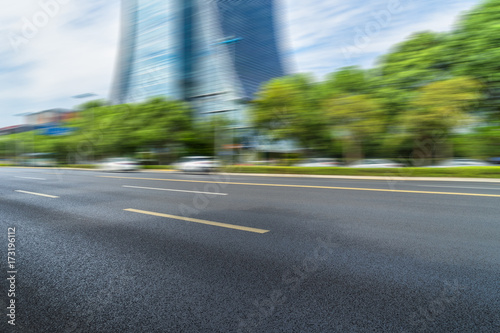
[0,0,482,128]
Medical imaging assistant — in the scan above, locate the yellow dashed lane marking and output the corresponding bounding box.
[98,176,500,198]
[124,208,269,234]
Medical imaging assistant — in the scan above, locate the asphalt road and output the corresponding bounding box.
[0,167,499,332]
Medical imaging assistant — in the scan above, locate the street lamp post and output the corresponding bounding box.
[14,112,33,165]
[72,93,99,163]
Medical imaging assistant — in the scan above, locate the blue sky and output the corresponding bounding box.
[0,0,482,128]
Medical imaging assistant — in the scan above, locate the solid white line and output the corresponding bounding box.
[15,190,59,198]
[122,185,227,196]
[416,185,500,191]
[14,176,46,180]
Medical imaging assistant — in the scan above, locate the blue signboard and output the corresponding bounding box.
[43,127,74,136]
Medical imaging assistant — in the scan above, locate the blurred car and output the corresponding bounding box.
[173,156,220,173]
[348,159,404,168]
[488,157,500,165]
[100,158,139,172]
[22,158,56,167]
[294,158,340,167]
[19,153,56,167]
[245,160,278,166]
[428,159,491,167]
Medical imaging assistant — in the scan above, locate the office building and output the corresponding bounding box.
[110,0,286,127]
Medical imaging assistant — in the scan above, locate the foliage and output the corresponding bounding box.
[402,77,482,134]
[453,125,500,159]
[0,98,197,164]
[321,66,372,96]
[249,0,500,162]
[324,94,386,159]
[377,31,451,90]
[446,0,500,119]
[252,74,336,155]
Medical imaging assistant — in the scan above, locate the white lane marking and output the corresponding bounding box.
[14,176,47,180]
[122,185,227,196]
[416,185,500,191]
[15,190,59,198]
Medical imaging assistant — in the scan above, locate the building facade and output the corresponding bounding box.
[110,0,286,127]
[24,109,76,126]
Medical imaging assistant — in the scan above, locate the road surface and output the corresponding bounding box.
[0,167,499,332]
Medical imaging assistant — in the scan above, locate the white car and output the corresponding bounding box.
[23,158,56,167]
[100,158,139,172]
[294,158,340,167]
[429,159,491,167]
[348,159,404,168]
[173,156,220,173]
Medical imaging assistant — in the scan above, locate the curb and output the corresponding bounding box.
[214,172,500,183]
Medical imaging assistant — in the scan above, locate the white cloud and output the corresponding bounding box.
[0,0,120,126]
[281,0,480,78]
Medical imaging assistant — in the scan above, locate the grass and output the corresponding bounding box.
[0,164,96,169]
[220,166,500,178]
[142,165,173,170]
[63,164,96,169]
[1,164,499,178]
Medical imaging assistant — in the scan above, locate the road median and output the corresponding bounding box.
[2,165,500,181]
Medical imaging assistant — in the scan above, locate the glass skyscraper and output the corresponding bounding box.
[110,0,286,126]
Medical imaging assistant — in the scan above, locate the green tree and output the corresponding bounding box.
[377,31,451,90]
[320,66,372,96]
[445,0,500,119]
[324,94,386,160]
[252,74,335,155]
[401,77,482,159]
[62,97,194,163]
[453,125,500,159]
